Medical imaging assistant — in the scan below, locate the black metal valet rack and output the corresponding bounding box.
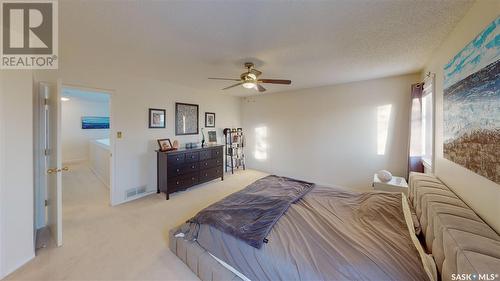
[223,128,245,174]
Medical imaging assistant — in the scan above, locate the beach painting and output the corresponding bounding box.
[81,116,110,129]
[443,16,500,184]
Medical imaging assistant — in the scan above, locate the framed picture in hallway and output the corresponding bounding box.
[81,116,110,129]
[149,108,166,128]
[205,112,215,127]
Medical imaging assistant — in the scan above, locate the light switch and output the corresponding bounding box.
[117,131,122,139]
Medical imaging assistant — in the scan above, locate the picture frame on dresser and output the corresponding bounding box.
[157,138,173,152]
[175,103,199,135]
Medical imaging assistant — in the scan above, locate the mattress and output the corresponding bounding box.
[178,184,432,281]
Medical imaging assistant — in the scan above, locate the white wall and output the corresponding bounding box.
[62,97,109,163]
[242,73,420,190]
[422,0,500,233]
[35,68,241,205]
[0,71,35,279]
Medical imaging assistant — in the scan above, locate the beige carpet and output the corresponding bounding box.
[6,163,267,280]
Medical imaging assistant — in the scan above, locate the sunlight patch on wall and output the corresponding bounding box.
[254,126,268,160]
[377,104,392,155]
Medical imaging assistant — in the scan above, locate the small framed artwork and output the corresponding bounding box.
[157,138,173,151]
[81,116,109,129]
[175,103,199,135]
[205,112,215,128]
[149,108,166,128]
[208,131,217,144]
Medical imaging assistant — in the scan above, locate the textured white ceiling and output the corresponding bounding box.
[59,0,474,96]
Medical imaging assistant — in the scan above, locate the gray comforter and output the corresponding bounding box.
[186,175,314,248]
[180,184,430,281]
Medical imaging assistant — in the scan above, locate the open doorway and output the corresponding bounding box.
[60,86,112,207]
[34,83,114,251]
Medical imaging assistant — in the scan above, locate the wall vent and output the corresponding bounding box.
[125,185,147,199]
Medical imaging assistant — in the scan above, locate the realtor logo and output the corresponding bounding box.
[1,0,58,69]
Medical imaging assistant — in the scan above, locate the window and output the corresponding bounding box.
[421,77,434,167]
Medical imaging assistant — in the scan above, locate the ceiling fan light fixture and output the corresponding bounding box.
[242,82,256,89]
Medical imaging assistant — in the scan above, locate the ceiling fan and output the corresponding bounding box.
[208,62,292,93]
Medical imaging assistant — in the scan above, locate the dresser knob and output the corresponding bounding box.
[205,173,208,176]
[176,169,180,172]
[192,165,195,168]
[176,158,179,161]
[176,181,179,185]
[205,163,208,166]
[191,177,195,180]
[192,155,195,158]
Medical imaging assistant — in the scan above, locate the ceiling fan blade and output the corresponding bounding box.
[208,78,241,81]
[222,82,243,90]
[255,84,266,92]
[258,79,292,85]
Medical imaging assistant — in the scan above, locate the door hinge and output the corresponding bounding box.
[44,199,49,206]
[44,148,50,156]
[44,98,49,106]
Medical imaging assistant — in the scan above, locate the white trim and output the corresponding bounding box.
[0,254,35,280]
[426,73,436,174]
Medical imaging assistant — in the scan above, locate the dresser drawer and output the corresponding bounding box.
[185,152,199,163]
[199,149,212,160]
[199,159,219,170]
[211,147,223,158]
[167,154,185,166]
[168,162,198,176]
[199,166,223,182]
[201,153,223,168]
[169,172,198,191]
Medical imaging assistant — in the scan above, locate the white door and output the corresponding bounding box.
[40,80,64,247]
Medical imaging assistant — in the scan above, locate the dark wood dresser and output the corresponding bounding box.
[157,144,224,199]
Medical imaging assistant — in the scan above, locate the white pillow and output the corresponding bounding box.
[377,170,392,182]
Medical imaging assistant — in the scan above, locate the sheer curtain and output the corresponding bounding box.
[408,83,424,177]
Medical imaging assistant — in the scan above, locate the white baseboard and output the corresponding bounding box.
[1,253,35,279]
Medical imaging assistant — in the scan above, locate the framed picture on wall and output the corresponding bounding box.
[205,112,215,127]
[175,103,199,135]
[149,108,166,128]
[82,116,110,129]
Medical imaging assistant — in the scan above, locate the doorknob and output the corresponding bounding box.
[47,167,70,174]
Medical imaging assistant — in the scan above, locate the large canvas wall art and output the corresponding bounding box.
[443,16,499,184]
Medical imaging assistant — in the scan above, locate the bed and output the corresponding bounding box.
[170,173,500,281]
